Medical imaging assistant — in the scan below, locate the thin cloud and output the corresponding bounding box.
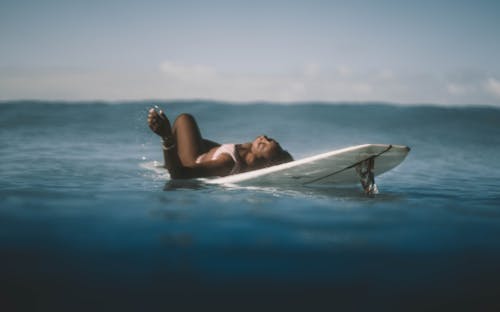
[447,82,476,96]
[157,60,380,102]
[160,61,217,81]
[484,78,500,98]
[1,62,499,106]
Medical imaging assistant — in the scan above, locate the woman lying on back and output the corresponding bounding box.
[147,108,293,179]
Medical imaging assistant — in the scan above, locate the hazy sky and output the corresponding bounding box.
[1,0,499,105]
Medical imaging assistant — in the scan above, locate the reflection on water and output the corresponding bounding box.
[164,179,208,191]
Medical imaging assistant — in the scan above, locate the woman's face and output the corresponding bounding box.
[251,135,280,160]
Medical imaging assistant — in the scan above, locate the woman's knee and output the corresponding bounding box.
[175,113,196,124]
[173,113,203,140]
[174,113,198,129]
[174,113,197,128]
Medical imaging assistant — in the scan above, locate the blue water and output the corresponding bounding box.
[1,101,500,310]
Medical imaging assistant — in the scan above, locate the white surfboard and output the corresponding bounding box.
[202,144,410,188]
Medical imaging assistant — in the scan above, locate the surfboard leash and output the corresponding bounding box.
[302,145,393,186]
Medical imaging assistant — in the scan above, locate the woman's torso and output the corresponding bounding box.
[196,144,242,174]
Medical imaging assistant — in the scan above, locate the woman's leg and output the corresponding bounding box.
[172,113,214,166]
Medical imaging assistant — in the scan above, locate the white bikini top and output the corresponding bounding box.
[196,144,242,175]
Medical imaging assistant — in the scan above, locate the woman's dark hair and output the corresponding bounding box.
[268,145,293,166]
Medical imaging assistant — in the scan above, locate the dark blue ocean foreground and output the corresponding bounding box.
[1,101,500,310]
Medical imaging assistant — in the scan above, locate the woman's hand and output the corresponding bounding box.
[147,108,172,139]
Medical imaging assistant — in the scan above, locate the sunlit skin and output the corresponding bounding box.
[147,108,292,179]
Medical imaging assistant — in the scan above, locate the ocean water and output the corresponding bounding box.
[1,101,500,310]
